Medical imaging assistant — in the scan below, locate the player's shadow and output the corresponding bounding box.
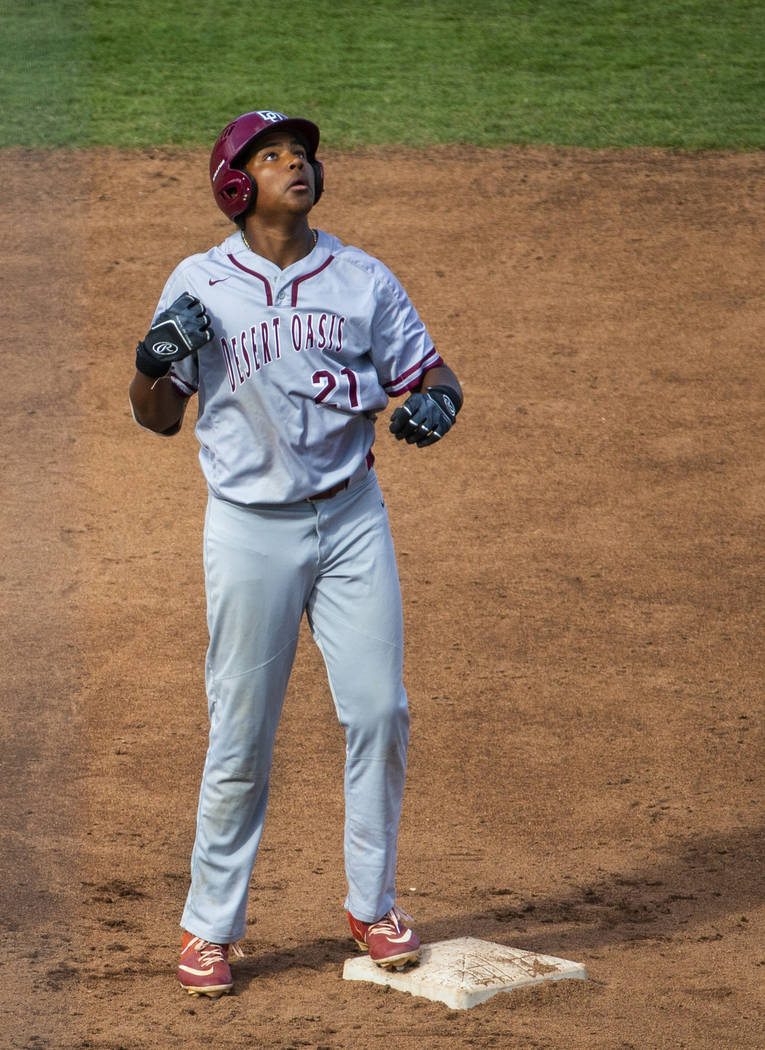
[232,822,763,989]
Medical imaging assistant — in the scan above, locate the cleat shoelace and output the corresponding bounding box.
[197,942,226,967]
[184,937,244,967]
[369,905,415,937]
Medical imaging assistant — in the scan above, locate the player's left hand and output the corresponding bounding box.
[136,292,213,378]
[389,385,462,447]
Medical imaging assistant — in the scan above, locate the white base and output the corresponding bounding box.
[343,936,587,1010]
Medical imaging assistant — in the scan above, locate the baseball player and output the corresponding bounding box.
[129,109,463,998]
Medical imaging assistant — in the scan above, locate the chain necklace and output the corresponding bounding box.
[241,228,317,253]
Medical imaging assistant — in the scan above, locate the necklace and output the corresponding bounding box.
[241,228,318,253]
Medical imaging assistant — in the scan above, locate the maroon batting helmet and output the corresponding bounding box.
[210,109,324,221]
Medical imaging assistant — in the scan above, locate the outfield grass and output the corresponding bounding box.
[2,0,764,149]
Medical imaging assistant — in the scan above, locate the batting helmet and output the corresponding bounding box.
[210,109,324,221]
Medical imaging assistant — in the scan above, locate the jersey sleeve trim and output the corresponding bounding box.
[169,372,197,397]
[383,346,443,397]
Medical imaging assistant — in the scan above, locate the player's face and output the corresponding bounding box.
[244,133,316,217]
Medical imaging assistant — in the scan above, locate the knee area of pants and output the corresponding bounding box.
[344,695,409,740]
[207,755,270,789]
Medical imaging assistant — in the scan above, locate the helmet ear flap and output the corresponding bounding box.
[311,159,324,204]
[214,167,256,221]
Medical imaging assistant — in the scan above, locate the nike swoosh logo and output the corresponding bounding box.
[209,277,231,286]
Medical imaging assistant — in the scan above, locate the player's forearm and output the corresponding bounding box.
[420,364,462,402]
[129,371,187,434]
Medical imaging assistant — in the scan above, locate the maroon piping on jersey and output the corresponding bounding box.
[384,347,443,396]
[169,372,197,398]
[290,257,334,306]
[227,254,273,305]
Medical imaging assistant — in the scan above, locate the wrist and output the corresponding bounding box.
[426,383,463,415]
[135,340,171,379]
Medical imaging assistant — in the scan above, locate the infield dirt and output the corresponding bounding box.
[2,145,763,1049]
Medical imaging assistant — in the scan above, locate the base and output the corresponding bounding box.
[342,936,587,1010]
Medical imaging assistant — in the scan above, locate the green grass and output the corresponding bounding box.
[2,0,764,149]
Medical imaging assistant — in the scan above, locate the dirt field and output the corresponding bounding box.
[2,144,763,1049]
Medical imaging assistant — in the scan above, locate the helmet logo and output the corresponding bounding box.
[256,110,287,124]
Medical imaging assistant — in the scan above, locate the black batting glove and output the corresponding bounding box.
[389,384,462,447]
[135,292,213,378]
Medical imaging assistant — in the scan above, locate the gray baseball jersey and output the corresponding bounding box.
[155,229,443,503]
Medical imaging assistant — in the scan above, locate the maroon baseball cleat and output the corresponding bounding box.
[177,931,242,997]
[347,906,420,968]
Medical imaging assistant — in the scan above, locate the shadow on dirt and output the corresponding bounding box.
[231,822,763,989]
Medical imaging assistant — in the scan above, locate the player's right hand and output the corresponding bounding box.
[136,292,213,378]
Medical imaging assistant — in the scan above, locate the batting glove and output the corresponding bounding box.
[389,385,462,447]
[136,292,213,378]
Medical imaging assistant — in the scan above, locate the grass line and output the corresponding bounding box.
[2,0,764,148]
